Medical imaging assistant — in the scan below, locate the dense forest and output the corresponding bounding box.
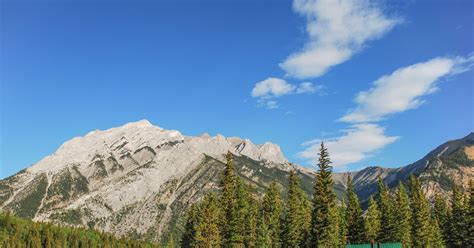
[182,144,474,247]
[0,143,472,247]
[0,212,161,247]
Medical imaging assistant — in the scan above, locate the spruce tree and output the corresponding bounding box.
[409,175,431,247]
[394,181,411,247]
[376,177,396,242]
[194,193,222,247]
[245,198,259,248]
[447,184,468,247]
[433,194,448,241]
[345,175,365,244]
[256,213,271,248]
[328,204,341,247]
[365,196,380,244]
[260,182,283,246]
[221,151,254,246]
[284,170,311,248]
[429,216,445,248]
[181,204,199,247]
[338,203,348,248]
[468,179,474,247]
[221,151,239,245]
[310,142,337,247]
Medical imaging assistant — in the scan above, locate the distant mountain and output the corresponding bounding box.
[333,132,474,205]
[0,120,472,242]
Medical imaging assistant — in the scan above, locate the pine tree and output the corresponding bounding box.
[221,151,239,245]
[394,181,411,247]
[468,179,474,247]
[310,142,337,247]
[338,203,348,248]
[245,198,259,248]
[376,177,396,242]
[256,213,271,248]
[365,196,380,244]
[433,194,448,241]
[327,204,341,247]
[181,204,199,247]
[194,193,222,247]
[284,170,311,247]
[345,175,365,244]
[447,184,468,247]
[429,216,445,248]
[260,181,283,247]
[409,175,431,247]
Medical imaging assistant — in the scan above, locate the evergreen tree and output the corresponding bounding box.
[327,205,341,247]
[376,177,396,242]
[429,216,445,248]
[468,179,474,247]
[409,175,431,247]
[345,175,365,244]
[447,184,468,247]
[284,170,311,247]
[221,151,239,245]
[310,142,337,247]
[245,198,259,248]
[260,181,283,247]
[433,194,448,241]
[338,203,348,248]
[181,204,199,247]
[365,196,380,244]
[256,213,271,248]
[219,151,255,247]
[194,193,222,247]
[394,181,411,247]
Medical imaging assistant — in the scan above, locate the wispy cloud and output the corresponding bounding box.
[251,77,321,109]
[299,55,473,168]
[341,56,474,123]
[298,123,398,169]
[280,0,400,79]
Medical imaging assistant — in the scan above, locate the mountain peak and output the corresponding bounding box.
[123,119,155,128]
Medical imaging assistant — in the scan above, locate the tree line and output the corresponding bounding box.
[0,211,160,248]
[182,143,474,247]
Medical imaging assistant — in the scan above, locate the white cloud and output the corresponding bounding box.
[341,56,471,123]
[251,77,296,98]
[280,0,400,79]
[296,82,322,94]
[298,123,399,168]
[251,77,321,109]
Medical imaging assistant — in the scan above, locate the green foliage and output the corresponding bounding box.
[409,175,431,247]
[194,193,222,247]
[468,179,474,247]
[0,211,158,247]
[345,175,365,244]
[7,173,48,219]
[310,142,337,247]
[446,184,469,247]
[284,170,311,247]
[376,177,396,243]
[394,182,411,247]
[429,216,445,248]
[433,194,448,240]
[259,182,283,246]
[364,196,380,243]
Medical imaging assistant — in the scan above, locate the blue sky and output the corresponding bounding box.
[1,0,473,178]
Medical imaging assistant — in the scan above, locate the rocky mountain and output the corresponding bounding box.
[0,120,317,241]
[0,120,472,242]
[333,132,474,205]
